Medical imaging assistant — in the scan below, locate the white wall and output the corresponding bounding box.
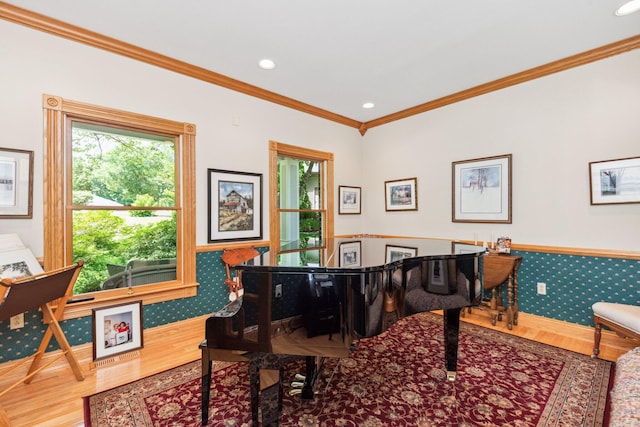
[1,19,638,255]
[361,51,640,252]
[0,20,365,255]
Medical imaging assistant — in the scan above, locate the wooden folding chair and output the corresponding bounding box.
[0,261,85,398]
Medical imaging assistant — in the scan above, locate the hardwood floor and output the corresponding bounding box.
[0,310,637,427]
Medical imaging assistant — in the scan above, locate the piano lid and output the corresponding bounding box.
[239,237,485,274]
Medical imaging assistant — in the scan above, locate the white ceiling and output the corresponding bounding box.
[4,0,640,122]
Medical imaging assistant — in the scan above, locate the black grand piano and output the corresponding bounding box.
[200,237,484,425]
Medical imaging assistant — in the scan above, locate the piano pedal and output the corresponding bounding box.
[294,373,306,381]
[288,388,319,397]
[291,381,305,388]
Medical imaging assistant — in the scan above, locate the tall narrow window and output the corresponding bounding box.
[269,141,334,265]
[43,95,197,319]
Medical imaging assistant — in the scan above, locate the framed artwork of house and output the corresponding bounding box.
[208,169,263,242]
[384,177,417,211]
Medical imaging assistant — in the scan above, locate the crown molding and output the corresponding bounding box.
[360,35,640,134]
[0,2,361,130]
[1,2,638,136]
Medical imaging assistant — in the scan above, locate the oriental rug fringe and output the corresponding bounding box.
[84,312,613,426]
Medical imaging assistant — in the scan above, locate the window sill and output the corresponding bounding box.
[60,281,199,320]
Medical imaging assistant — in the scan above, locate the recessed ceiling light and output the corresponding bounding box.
[362,102,375,109]
[258,59,276,70]
[615,0,640,16]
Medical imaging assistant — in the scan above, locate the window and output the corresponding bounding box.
[269,141,334,264]
[70,122,178,295]
[43,95,197,319]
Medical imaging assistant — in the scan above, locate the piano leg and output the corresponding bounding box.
[249,359,260,426]
[302,356,317,400]
[443,307,462,382]
[200,345,212,426]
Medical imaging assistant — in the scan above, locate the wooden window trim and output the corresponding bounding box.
[43,94,197,320]
[269,141,334,255]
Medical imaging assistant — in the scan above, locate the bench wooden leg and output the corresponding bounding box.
[592,318,603,358]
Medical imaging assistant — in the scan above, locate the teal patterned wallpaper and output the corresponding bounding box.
[0,248,255,363]
[510,250,640,325]
[0,248,638,363]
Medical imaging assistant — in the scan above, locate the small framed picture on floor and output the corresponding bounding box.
[92,301,143,360]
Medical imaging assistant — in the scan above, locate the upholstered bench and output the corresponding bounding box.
[591,302,640,358]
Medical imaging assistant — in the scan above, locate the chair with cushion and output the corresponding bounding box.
[591,302,640,358]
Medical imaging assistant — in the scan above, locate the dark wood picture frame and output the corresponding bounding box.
[0,147,33,218]
[338,185,361,214]
[452,154,512,223]
[208,169,263,242]
[384,177,417,211]
[589,156,640,205]
[92,300,143,361]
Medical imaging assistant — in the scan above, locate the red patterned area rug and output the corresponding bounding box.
[84,312,613,426]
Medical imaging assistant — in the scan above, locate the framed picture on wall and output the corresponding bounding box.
[208,169,263,242]
[452,154,512,223]
[589,156,640,205]
[92,301,143,360]
[384,177,417,211]
[338,185,361,214]
[0,148,33,218]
